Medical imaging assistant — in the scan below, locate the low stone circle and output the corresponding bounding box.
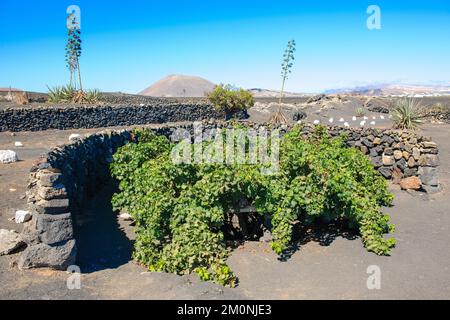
[19,121,440,270]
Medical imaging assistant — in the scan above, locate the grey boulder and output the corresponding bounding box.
[18,239,77,270]
[0,229,25,255]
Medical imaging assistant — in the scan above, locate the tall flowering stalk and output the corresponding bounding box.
[270,40,296,124]
[65,14,83,91]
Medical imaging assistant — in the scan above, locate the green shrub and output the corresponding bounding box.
[206,84,254,115]
[356,107,365,117]
[392,98,423,129]
[429,102,450,113]
[48,85,75,103]
[110,126,395,287]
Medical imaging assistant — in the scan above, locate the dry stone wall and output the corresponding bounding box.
[326,126,440,193]
[20,130,133,269]
[423,111,450,124]
[0,103,248,132]
[19,121,440,269]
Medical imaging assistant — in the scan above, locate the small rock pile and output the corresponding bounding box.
[365,98,390,114]
[19,166,76,270]
[306,94,328,104]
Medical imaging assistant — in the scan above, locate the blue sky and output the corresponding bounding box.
[1,0,449,93]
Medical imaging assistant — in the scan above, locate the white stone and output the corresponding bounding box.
[313,120,320,125]
[15,210,32,224]
[363,116,368,120]
[297,120,302,124]
[69,134,82,142]
[328,118,334,123]
[380,115,385,120]
[372,116,376,120]
[0,150,18,164]
[352,116,357,121]
[370,121,376,125]
[344,122,349,127]
[360,121,366,127]
[0,229,24,256]
[15,141,24,147]
[119,212,133,221]
[339,117,344,122]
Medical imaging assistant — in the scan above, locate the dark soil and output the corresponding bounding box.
[1,123,450,299]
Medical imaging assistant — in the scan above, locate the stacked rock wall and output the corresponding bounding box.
[20,122,440,269]
[423,111,450,124]
[0,103,248,132]
[20,130,133,269]
[328,127,440,193]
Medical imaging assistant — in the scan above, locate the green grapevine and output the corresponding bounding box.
[110,126,395,287]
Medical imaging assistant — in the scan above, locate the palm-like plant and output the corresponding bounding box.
[65,13,83,91]
[47,85,75,103]
[47,85,101,104]
[270,40,296,124]
[392,98,423,130]
[83,89,101,103]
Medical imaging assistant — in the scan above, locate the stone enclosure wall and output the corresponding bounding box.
[326,126,440,193]
[0,103,247,132]
[20,130,134,269]
[19,122,440,269]
[423,111,450,124]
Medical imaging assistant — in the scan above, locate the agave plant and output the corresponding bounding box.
[83,89,101,104]
[392,98,423,130]
[47,86,61,103]
[47,85,76,103]
[47,85,101,104]
[356,107,365,117]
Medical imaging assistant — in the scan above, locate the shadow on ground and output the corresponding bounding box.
[73,179,361,272]
[279,221,360,261]
[74,182,134,273]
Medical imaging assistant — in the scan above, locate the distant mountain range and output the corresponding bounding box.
[138,75,309,98]
[139,75,450,98]
[4,76,450,98]
[324,83,450,96]
[248,88,308,98]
